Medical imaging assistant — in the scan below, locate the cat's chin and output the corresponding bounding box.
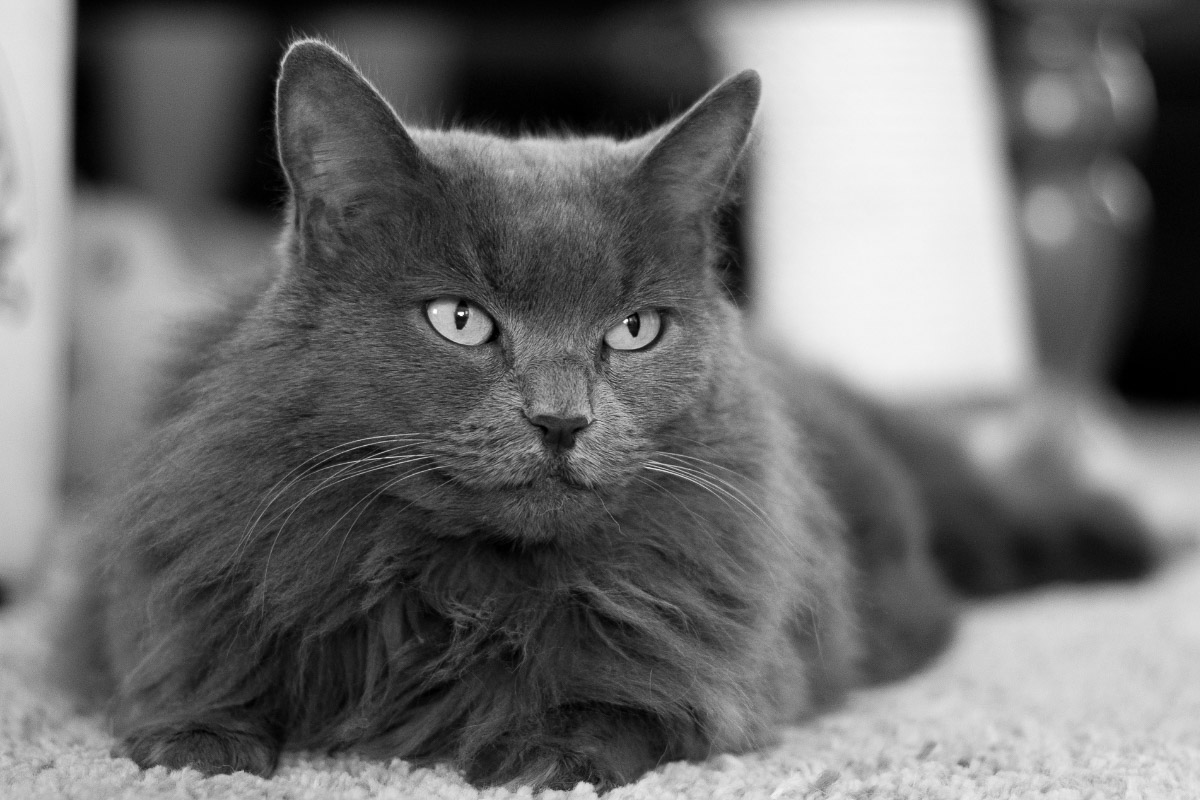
[430,474,616,544]
[484,478,612,543]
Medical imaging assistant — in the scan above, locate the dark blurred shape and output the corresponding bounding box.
[74,1,749,294]
[990,0,1200,406]
[75,2,718,203]
[1112,4,1200,404]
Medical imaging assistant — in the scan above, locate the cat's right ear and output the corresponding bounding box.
[275,39,427,227]
[629,70,760,230]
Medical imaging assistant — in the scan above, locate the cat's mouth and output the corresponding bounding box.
[477,469,601,504]
[518,471,594,493]
[434,450,608,494]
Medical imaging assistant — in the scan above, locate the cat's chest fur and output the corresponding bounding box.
[284,496,822,759]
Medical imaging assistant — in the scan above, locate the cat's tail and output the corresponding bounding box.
[859,387,1162,597]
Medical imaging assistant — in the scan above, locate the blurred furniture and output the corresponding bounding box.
[990,0,1157,384]
[0,0,72,587]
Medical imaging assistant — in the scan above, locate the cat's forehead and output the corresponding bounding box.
[406,130,665,324]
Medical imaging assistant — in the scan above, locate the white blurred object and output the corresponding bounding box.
[711,0,1035,401]
[0,0,72,582]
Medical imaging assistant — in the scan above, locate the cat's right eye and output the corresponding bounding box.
[425,297,496,346]
[604,308,663,351]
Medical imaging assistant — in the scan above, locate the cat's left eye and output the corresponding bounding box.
[604,308,663,351]
[425,297,496,346]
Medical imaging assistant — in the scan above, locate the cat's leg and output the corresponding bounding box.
[110,671,285,777]
[852,536,958,684]
[463,705,689,792]
[793,389,960,684]
[115,713,282,776]
[103,582,285,776]
[836,486,959,684]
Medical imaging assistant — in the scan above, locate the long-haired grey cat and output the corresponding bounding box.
[61,41,1155,791]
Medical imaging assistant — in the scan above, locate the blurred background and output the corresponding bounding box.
[2,0,1199,583]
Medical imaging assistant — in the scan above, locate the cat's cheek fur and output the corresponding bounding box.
[605,325,717,430]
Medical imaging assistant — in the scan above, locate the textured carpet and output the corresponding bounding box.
[4,421,1199,800]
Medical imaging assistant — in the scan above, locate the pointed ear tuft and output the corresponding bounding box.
[631,70,761,226]
[275,39,426,219]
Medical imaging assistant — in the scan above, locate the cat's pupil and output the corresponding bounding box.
[625,313,641,338]
[454,301,470,331]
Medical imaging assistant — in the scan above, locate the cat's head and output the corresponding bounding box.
[264,40,760,541]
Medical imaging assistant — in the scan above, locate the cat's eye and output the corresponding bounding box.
[425,297,496,346]
[604,308,663,351]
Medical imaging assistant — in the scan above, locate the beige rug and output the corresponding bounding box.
[4,419,1199,800]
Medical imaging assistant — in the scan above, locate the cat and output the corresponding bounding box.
[60,39,1157,792]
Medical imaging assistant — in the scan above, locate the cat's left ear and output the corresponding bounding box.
[275,39,429,224]
[629,70,761,226]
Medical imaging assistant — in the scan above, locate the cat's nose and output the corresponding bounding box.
[526,414,591,452]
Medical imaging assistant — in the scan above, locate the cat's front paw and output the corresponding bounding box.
[466,741,627,792]
[116,725,279,777]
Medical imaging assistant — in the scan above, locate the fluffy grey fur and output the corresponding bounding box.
[60,40,1155,791]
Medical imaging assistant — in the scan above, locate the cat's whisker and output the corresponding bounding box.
[594,492,624,540]
[246,434,430,519]
[233,438,434,568]
[642,462,794,603]
[655,431,740,461]
[632,475,716,538]
[273,454,433,529]
[326,465,449,570]
[644,460,756,514]
[250,436,432,526]
[643,463,754,525]
[650,449,754,482]
[256,455,436,584]
[643,459,789,552]
[234,453,406,569]
[230,446,434,577]
[649,452,781,526]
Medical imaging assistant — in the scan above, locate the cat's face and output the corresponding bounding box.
[267,41,759,541]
